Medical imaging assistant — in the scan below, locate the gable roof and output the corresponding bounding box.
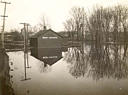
[31,29,64,38]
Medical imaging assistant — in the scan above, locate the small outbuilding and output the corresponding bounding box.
[30,29,65,65]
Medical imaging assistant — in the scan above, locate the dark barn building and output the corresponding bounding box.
[30,29,65,65]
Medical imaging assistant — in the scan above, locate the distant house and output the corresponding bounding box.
[30,29,66,65]
[58,31,69,38]
[58,30,89,41]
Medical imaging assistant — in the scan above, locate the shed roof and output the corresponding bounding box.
[31,29,64,38]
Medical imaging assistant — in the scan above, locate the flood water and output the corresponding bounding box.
[8,44,128,95]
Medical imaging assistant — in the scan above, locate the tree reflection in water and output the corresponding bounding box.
[64,43,128,80]
[63,47,89,78]
[88,43,128,80]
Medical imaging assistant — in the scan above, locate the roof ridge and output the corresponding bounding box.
[30,29,63,38]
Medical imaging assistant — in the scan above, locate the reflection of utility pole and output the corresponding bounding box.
[20,23,31,81]
[0,1,11,48]
[81,23,84,54]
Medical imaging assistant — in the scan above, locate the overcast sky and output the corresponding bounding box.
[0,0,128,32]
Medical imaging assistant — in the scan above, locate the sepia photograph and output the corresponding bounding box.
[0,0,128,95]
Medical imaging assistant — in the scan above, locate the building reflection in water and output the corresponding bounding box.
[63,43,128,80]
[31,48,62,66]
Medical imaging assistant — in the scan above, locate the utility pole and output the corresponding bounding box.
[26,24,31,68]
[0,1,11,49]
[20,23,31,81]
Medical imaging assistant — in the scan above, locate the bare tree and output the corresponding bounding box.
[30,15,51,33]
[113,5,128,58]
[86,7,113,45]
[30,25,40,33]
[39,15,51,30]
[86,5,128,59]
[64,7,87,41]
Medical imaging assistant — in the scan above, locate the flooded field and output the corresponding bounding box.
[7,44,128,95]
[0,1,128,95]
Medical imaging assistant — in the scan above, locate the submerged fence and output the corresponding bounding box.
[0,41,30,51]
